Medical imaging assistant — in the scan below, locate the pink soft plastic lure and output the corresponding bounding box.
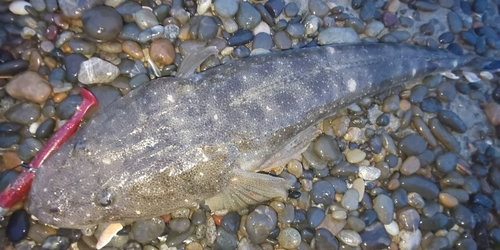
[0,88,98,216]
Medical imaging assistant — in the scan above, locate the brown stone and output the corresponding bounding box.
[6,71,52,103]
[438,192,458,208]
[53,92,68,103]
[0,151,22,171]
[122,41,144,59]
[29,51,43,72]
[387,178,400,191]
[484,102,500,126]
[150,38,175,65]
[399,99,411,111]
[400,156,420,175]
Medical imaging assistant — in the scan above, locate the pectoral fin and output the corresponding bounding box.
[204,171,293,211]
[255,124,322,173]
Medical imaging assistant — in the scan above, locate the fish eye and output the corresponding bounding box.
[97,189,115,207]
[49,204,59,213]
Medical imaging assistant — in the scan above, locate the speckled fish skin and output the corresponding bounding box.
[28,43,473,228]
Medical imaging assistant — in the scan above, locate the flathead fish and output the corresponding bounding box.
[28,43,484,228]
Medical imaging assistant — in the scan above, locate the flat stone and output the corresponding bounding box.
[78,57,120,84]
[6,71,51,103]
[400,175,439,199]
[318,27,361,45]
[58,0,102,19]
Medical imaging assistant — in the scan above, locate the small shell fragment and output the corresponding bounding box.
[440,71,459,79]
[462,71,480,82]
[96,223,123,249]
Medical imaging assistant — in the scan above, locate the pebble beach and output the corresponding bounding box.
[1,0,500,249]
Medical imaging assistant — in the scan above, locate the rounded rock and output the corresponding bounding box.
[150,38,175,65]
[6,209,30,243]
[346,149,366,163]
[131,217,165,244]
[311,180,335,205]
[246,205,277,244]
[374,194,394,224]
[82,6,123,42]
[277,227,301,249]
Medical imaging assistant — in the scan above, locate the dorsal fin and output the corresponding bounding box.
[176,46,219,78]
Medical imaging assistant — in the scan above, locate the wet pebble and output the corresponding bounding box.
[399,134,428,156]
[4,102,41,125]
[35,118,56,139]
[132,217,165,244]
[236,2,261,30]
[306,206,325,228]
[346,149,366,163]
[428,117,461,153]
[341,189,359,210]
[0,59,29,76]
[150,38,175,65]
[246,205,277,244]
[214,227,237,249]
[435,152,458,173]
[437,110,467,133]
[78,57,120,84]
[397,207,420,231]
[82,5,123,41]
[447,12,462,33]
[6,210,30,243]
[400,175,440,199]
[420,97,443,113]
[68,39,96,55]
[56,95,82,120]
[452,204,477,228]
[221,211,240,234]
[318,27,360,45]
[64,53,87,83]
[6,71,51,104]
[398,229,421,250]
[134,9,159,30]
[314,228,339,249]
[274,31,292,49]
[374,194,394,224]
[277,227,301,249]
[360,222,391,249]
[311,180,335,205]
[400,156,420,175]
[41,235,70,250]
[414,0,439,11]
[214,0,239,17]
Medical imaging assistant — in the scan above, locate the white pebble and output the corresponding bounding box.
[479,71,494,80]
[440,71,459,79]
[358,166,381,181]
[332,210,347,220]
[29,122,39,134]
[398,229,421,250]
[352,178,365,202]
[220,16,238,33]
[220,46,234,56]
[384,221,400,236]
[462,71,480,82]
[338,229,362,247]
[96,223,123,249]
[197,0,211,15]
[346,149,366,164]
[253,21,271,35]
[9,1,31,15]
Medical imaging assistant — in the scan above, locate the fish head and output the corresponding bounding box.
[27,135,150,229]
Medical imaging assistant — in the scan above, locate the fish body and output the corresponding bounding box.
[29,43,473,228]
